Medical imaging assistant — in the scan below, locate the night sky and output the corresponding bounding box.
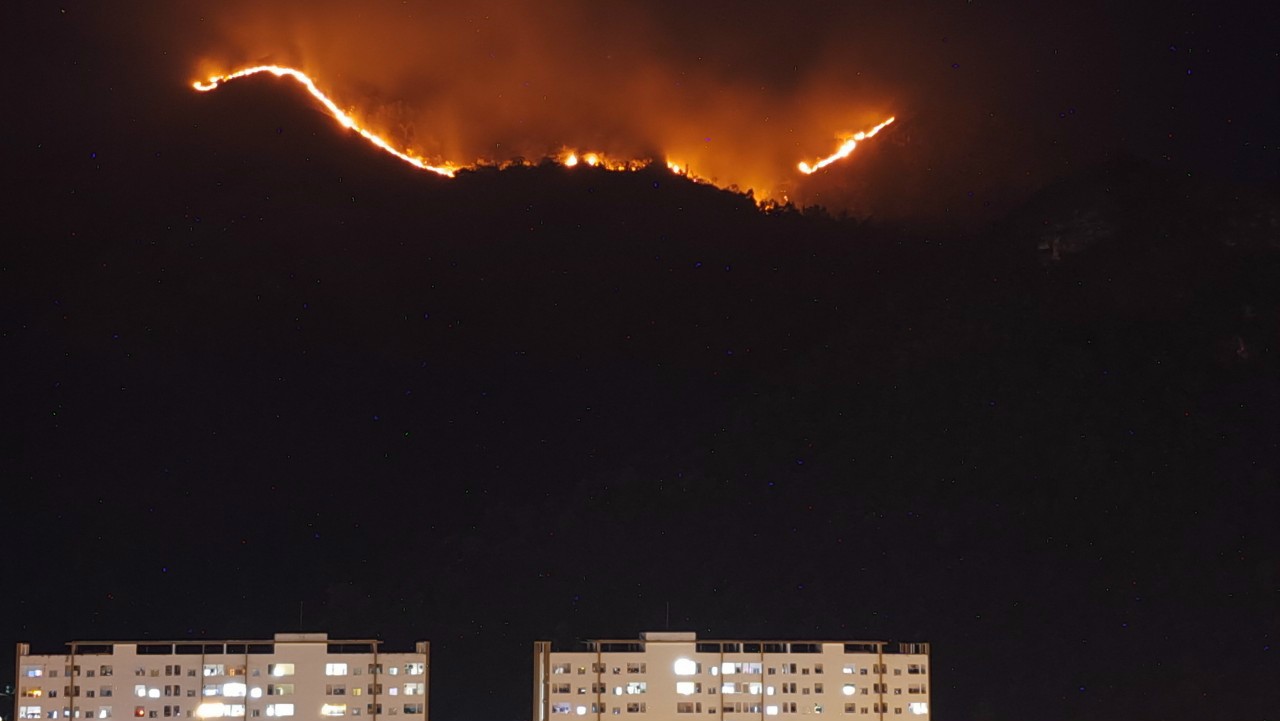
[4,2,1278,720]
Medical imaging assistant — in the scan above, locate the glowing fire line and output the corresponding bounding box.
[193,65,894,191]
[798,116,895,175]
[194,65,459,177]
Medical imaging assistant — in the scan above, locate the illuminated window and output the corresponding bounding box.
[403,683,424,696]
[551,704,571,715]
[908,703,928,715]
[673,659,699,676]
[99,707,113,719]
[19,707,43,719]
[135,686,148,698]
[765,707,778,717]
[249,688,263,699]
[221,683,246,698]
[320,704,347,717]
[148,689,161,699]
[404,663,425,676]
[325,664,348,677]
[842,685,857,696]
[23,668,44,678]
[267,665,294,678]
[624,682,646,695]
[748,683,763,695]
[576,707,587,716]
[553,664,571,675]
[675,682,698,696]
[721,683,736,694]
[264,704,294,717]
[195,703,226,718]
[203,666,225,678]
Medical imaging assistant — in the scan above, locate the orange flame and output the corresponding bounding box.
[193,65,458,177]
[193,65,895,200]
[798,116,896,175]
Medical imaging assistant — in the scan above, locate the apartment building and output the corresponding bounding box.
[533,632,929,720]
[14,633,428,720]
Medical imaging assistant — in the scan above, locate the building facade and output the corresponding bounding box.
[15,633,428,720]
[533,632,929,720]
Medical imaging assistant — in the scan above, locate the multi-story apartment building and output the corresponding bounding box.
[14,633,428,720]
[533,632,929,720]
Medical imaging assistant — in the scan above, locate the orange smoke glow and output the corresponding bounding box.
[193,65,894,202]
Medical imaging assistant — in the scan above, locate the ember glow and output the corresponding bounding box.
[193,65,895,202]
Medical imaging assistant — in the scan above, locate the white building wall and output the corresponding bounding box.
[15,634,428,721]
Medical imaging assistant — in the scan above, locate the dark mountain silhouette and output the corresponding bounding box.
[5,76,1277,721]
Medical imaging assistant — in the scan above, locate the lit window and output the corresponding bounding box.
[221,683,246,698]
[675,682,697,696]
[673,659,698,677]
[748,683,762,695]
[325,664,348,677]
[320,704,347,717]
[203,666,225,678]
[624,682,646,695]
[575,707,587,716]
[264,704,294,717]
[135,686,148,698]
[195,703,226,719]
[24,668,45,678]
[720,663,737,675]
[403,683,424,696]
[19,707,43,719]
[267,665,294,678]
[249,688,263,699]
[908,703,928,715]
[148,689,161,699]
[765,707,778,717]
[404,663,425,676]
[842,685,857,697]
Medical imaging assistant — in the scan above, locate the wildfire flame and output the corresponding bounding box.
[193,65,458,177]
[797,116,896,175]
[193,65,894,198]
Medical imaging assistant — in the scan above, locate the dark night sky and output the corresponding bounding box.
[3,2,1278,720]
